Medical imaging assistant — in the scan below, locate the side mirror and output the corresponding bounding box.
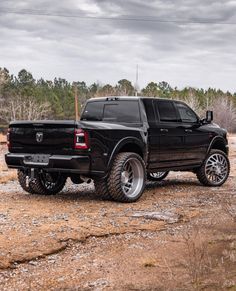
[206,110,213,123]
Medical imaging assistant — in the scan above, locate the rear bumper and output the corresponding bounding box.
[5,153,90,174]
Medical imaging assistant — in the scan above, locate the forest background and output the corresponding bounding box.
[0,67,235,132]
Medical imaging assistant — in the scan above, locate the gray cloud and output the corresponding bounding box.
[0,0,236,91]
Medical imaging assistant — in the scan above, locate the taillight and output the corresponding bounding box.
[7,128,11,149]
[74,129,89,150]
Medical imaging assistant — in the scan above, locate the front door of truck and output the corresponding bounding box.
[173,101,210,165]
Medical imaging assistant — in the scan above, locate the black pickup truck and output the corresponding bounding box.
[5,96,230,202]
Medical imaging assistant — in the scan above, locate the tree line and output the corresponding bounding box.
[0,67,236,131]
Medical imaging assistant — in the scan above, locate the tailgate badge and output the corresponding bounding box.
[36,132,43,143]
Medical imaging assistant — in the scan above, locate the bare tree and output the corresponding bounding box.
[183,94,203,116]
[0,95,51,123]
[209,97,236,132]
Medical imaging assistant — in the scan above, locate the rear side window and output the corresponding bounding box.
[156,101,178,122]
[81,101,104,121]
[142,99,156,124]
[81,100,141,123]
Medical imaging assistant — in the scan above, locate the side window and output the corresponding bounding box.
[143,99,156,124]
[156,101,178,122]
[81,102,104,121]
[103,101,141,123]
[175,102,198,123]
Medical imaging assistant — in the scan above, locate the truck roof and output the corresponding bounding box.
[86,96,171,102]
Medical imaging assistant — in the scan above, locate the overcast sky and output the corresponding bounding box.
[0,0,236,92]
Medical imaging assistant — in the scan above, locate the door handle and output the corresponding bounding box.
[160,128,168,133]
[185,129,192,133]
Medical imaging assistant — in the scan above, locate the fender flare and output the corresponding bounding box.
[107,137,146,170]
[207,136,228,155]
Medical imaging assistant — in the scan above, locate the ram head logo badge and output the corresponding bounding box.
[36,132,43,143]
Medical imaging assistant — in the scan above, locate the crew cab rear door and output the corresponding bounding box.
[147,99,185,170]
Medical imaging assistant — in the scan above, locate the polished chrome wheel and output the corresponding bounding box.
[205,153,228,185]
[150,172,166,179]
[108,152,146,202]
[121,157,145,198]
[147,171,169,181]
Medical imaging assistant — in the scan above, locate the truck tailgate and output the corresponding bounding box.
[9,121,76,154]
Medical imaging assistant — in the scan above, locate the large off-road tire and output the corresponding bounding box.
[30,171,67,195]
[196,149,230,186]
[108,152,146,203]
[147,171,169,181]
[18,170,37,194]
[94,178,112,200]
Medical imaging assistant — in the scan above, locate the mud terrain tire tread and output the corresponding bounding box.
[30,173,67,195]
[108,152,146,203]
[94,178,112,200]
[18,170,37,194]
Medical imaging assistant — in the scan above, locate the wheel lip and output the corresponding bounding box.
[121,157,145,198]
[204,152,229,186]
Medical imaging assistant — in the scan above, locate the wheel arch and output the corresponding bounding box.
[208,137,228,155]
[107,137,146,171]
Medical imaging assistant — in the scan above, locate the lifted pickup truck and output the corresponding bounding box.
[5,96,230,202]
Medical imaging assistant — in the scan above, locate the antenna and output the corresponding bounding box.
[74,84,79,122]
[134,64,139,96]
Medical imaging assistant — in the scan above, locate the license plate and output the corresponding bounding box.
[24,155,50,165]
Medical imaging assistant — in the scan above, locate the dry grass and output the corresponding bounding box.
[0,159,8,172]
[178,221,236,290]
[142,258,157,268]
[182,230,212,290]
[219,196,236,223]
[0,171,17,184]
[0,133,6,143]
[0,142,17,183]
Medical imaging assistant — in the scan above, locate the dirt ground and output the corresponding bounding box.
[0,138,235,290]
